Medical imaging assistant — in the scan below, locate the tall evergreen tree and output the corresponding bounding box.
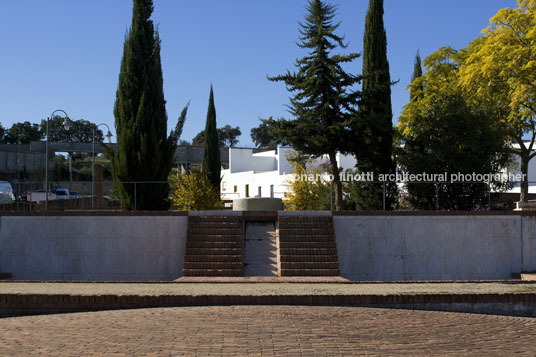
[352,0,395,210]
[110,0,187,210]
[268,0,361,211]
[410,50,423,101]
[412,51,422,81]
[202,85,221,194]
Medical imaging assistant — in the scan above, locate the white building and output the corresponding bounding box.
[220,142,536,203]
[501,142,536,194]
[220,147,356,200]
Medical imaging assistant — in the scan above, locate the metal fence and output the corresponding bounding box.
[339,181,509,211]
[1,180,231,212]
[0,180,529,212]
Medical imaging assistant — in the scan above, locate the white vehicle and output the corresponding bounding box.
[0,181,15,203]
[28,191,56,203]
[53,187,70,199]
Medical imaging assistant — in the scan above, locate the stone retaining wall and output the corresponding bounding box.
[0,215,187,281]
[1,211,536,281]
[333,215,535,281]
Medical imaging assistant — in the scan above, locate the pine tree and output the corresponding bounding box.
[352,0,395,210]
[268,0,361,211]
[201,85,221,195]
[110,0,187,210]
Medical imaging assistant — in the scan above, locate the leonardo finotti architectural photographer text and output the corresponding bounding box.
[293,172,526,183]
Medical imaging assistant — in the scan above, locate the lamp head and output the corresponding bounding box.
[105,131,113,142]
[63,118,73,131]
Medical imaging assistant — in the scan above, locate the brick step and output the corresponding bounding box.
[189,222,242,229]
[189,228,243,235]
[279,216,332,223]
[280,255,338,263]
[185,248,242,255]
[279,223,335,229]
[280,262,339,270]
[186,241,241,249]
[279,242,337,249]
[182,269,243,277]
[187,234,242,242]
[280,269,340,277]
[280,248,338,256]
[278,229,334,236]
[184,255,243,263]
[189,216,242,223]
[183,262,243,270]
[278,235,336,243]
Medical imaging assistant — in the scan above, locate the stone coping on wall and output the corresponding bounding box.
[1,210,530,217]
[333,210,524,216]
[188,210,242,216]
[0,211,189,216]
[278,210,332,216]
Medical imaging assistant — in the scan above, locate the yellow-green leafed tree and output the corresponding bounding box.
[284,160,331,211]
[398,46,465,135]
[169,172,221,211]
[396,47,512,210]
[458,0,536,202]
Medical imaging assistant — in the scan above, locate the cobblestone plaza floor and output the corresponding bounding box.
[1,305,536,355]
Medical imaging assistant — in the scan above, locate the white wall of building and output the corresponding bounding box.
[221,147,357,200]
[503,156,536,194]
[277,147,295,175]
[222,170,292,199]
[229,148,254,173]
[337,153,357,170]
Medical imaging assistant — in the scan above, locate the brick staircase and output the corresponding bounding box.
[182,216,244,277]
[278,216,340,276]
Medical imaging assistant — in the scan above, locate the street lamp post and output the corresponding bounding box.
[92,124,113,209]
[45,109,70,211]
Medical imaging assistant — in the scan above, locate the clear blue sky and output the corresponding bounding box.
[0,0,516,147]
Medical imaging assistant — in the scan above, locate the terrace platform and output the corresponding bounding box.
[2,281,536,317]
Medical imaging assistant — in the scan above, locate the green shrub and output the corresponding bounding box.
[169,172,221,210]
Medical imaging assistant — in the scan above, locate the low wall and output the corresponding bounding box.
[334,214,536,281]
[0,215,187,281]
[2,292,536,317]
[1,211,536,282]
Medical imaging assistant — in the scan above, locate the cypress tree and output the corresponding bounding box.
[268,0,361,211]
[110,0,186,210]
[412,51,423,82]
[353,0,396,210]
[410,50,423,101]
[201,85,221,194]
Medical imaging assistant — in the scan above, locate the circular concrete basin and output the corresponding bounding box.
[232,198,283,211]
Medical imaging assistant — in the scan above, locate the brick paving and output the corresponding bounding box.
[175,277,350,282]
[1,306,536,355]
[2,281,536,296]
